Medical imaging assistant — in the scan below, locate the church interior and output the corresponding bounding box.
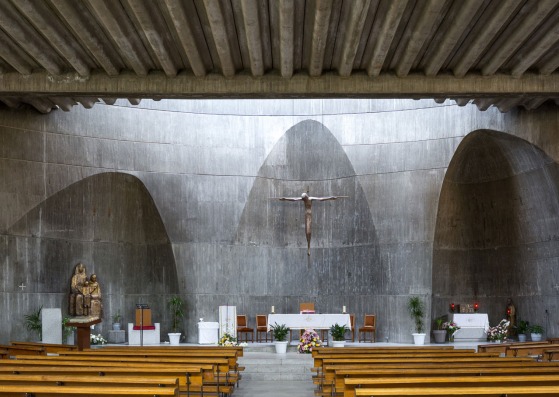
[1,0,558,349]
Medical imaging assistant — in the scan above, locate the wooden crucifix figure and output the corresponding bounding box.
[277,192,348,256]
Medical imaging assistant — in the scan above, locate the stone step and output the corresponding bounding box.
[239,351,314,381]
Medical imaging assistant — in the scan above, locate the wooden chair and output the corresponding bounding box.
[358,314,376,342]
[236,315,254,343]
[255,315,272,342]
[345,314,355,342]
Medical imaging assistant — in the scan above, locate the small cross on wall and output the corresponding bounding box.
[18,283,26,291]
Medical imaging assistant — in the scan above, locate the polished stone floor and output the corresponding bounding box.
[234,380,315,397]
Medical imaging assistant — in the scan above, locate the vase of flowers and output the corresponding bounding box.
[90,333,107,345]
[487,319,510,342]
[298,329,322,353]
[218,332,238,346]
[442,321,460,342]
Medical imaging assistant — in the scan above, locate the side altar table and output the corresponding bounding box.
[451,313,489,342]
[267,314,351,331]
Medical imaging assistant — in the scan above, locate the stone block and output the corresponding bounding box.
[108,330,126,344]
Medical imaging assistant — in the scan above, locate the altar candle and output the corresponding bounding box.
[271,306,275,313]
[342,305,346,313]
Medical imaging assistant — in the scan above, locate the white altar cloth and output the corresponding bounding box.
[267,314,351,331]
[451,313,489,342]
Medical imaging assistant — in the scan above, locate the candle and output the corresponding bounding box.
[342,305,346,313]
[271,306,275,313]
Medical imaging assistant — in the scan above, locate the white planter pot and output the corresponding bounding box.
[168,332,181,345]
[412,333,426,345]
[274,341,288,354]
[531,333,542,342]
[113,323,121,331]
[332,340,345,348]
[517,333,527,342]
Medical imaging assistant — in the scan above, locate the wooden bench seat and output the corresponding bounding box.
[10,341,78,354]
[0,361,229,396]
[507,344,554,358]
[89,345,244,357]
[312,346,457,356]
[0,384,179,396]
[353,385,559,396]
[343,374,559,397]
[0,345,45,357]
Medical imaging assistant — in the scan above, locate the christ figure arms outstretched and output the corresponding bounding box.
[278,193,348,255]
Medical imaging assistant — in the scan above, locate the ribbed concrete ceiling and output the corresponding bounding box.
[0,0,559,113]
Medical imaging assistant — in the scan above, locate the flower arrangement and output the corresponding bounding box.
[487,319,510,341]
[90,333,107,345]
[218,332,237,346]
[442,321,460,336]
[298,329,322,354]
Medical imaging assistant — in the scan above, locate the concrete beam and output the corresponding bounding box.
[241,0,264,76]
[452,0,523,78]
[49,0,121,76]
[278,0,294,78]
[84,0,152,75]
[12,0,91,77]
[423,0,484,76]
[394,0,445,77]
[202,0,236,77]
[481,0,558,76]
[160,0,208,77]
[308,0,333,77]
[336,0,371,77]
[123,0,178,77]
[368,0,409,77]
[2,71,559,99]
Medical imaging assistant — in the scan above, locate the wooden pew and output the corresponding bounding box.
[0,384,179,396]
[0,363,209,396]
[343,374,559,397]
[89,345,244,357]
[544,348,559,361]
[5,356,234,396]
[312,346,456,357]
[10,341,78,354]
[507,343,553,358]
[333,365,559,392]
[353,385,559,396]
[0,344,44,357]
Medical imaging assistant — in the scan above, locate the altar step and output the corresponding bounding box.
[238,351,314,381]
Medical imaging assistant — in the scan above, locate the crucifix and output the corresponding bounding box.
[275,191,348,256]
[18,283,26,291]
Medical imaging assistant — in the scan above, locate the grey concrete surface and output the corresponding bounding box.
[0,99,558,344]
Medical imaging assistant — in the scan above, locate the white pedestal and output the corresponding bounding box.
[41,308,62,344]
[198,322,219,344]
[451,313,489,342]
[127,323,160,345]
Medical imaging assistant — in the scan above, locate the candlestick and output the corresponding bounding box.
[342,305,346,313]
[271,306,275,313]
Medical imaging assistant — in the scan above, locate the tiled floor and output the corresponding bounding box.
[234,380,315,397]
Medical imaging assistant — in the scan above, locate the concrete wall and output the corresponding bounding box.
[0,99,557,343]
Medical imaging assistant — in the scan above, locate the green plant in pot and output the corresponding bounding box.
[529,324,544,342]
[270,322,289,353]
[168,296,184,345]
[112,311,122,331]
[24,306,42,341]
[330,323,348,347]
[514,319,529,342]
[407,296,425,345]
[432,317,446,343]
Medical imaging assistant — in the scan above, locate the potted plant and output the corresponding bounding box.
[432,317,446,343]
[24,306,42,341]
[112,311,122,331]
[514,319,529,342]
[62,317,76,345]
[407,296,426,345]
[330,323,349,347]
[270,322,289,353]
[529,324,544,342]
[486,319,510,343]
[168,296,184,345]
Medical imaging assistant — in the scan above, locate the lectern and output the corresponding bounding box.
[66,317,102,351]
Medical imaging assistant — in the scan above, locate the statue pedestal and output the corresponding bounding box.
[66,317,101,351]
[108,330,126,344]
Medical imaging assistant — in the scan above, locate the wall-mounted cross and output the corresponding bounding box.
[18,283,26,291]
